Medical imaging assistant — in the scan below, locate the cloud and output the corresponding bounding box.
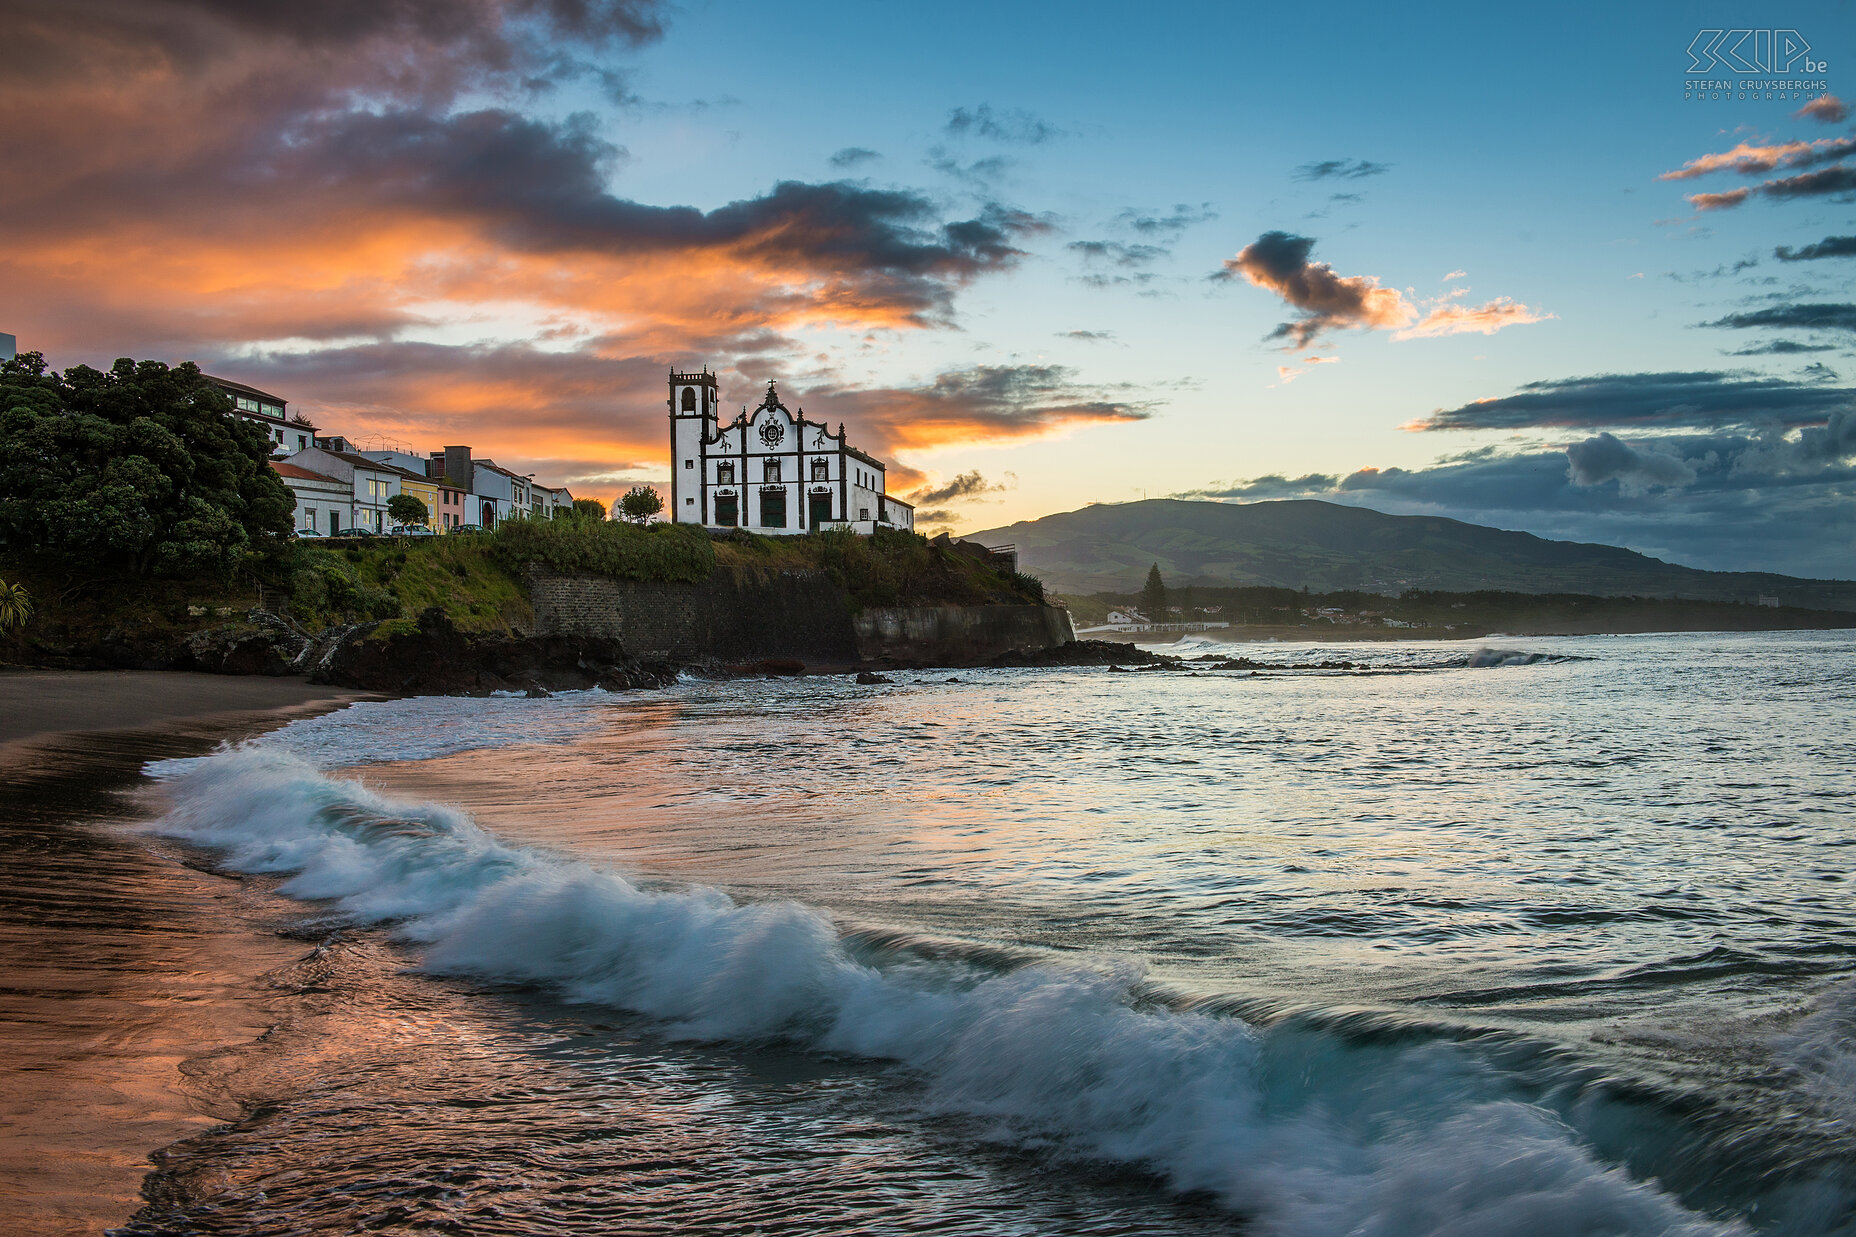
[1113,204,1217,237]
[0,0,1074,498]
[1796,95,1850,124]
[1411,370,1853,432]
[800,364,1154,475]
[1565,432,1698,491]
[1274,356,1338,384]
[1667,132,1856,211]
[913,509,958,525]
[1216,232,1545,349]
[1393,297,1553,340]
[1067,240,1168,268]
[1215,231,1414,347]
[1760,164,1856,201]
[1661,136,1856,180]
[1293,159,1388,181]
[1703,304,1856,334]
[1060,329,1115,342]
[1443,269,1467,281]
[944,104,1063,144]
[829,146,881,168]
[907,470,1008,505]
[1775,235,1856,261]
[1725,339,1838,355]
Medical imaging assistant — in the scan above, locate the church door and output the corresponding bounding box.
[808,492,833,527]
[758,488,787,529]
[714,493,737,527]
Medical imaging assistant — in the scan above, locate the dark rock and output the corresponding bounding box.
[311,608,679,695]
[1107,665,1129,673]
[987,639,1172,669]
[855,671,892,684]
[525,684,551,698]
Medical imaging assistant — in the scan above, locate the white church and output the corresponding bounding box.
[669,369,914,535]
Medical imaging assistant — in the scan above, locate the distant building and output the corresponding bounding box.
[0,333,15,360]
[205,374,315,455]
[271,459,352,535]
[669,370,913,535]
[1757,595,1781,608]
[290,446,408,533]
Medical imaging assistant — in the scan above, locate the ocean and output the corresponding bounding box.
[52,633,1856,1233]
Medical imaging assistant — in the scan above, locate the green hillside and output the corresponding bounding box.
[969,499,1856,610]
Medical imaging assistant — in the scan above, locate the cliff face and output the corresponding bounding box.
[852,605,1075,668]
[529,566,1072,669]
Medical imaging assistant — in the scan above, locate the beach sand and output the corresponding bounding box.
[0,672,379,1235]
[0,669,369,749]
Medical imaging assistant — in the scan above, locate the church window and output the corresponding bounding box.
[764,460,781,483]
[859,507,870,521]
[681,387,696,411]
[684,459,693,468]
[717,463,735,485]
[811,459,828,481]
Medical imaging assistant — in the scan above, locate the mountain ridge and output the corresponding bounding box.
[966,499,1856,609]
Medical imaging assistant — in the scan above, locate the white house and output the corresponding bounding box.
[289,446,405,532]
[271,459,352,535]
[669,369,914,535]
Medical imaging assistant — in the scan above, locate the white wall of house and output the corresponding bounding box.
[291,447,402,532]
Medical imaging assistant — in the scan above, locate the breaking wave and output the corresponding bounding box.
[138,744,1771,1236]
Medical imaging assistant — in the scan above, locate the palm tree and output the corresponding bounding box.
[0,579,31,631]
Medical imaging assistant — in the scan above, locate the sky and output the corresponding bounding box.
[2,0,1853,577]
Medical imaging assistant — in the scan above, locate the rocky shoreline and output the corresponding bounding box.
[8,606,1152,695]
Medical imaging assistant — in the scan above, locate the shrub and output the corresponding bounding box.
[490,516,714,583]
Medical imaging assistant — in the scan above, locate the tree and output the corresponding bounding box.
[0,353,293,581]
[1140,563,1167,622]
[572,497,607,521]
[0,579,30,630]
[618,485,664,524]
[387,493,429,527]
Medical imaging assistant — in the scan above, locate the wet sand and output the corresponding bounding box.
[0,669,369,750]
[0,673,378,1235]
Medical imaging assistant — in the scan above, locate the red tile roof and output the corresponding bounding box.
[271,460,342,483]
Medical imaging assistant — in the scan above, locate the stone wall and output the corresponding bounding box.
[852,604,1075,667]
[529,567,1075,668]
[529,566,859,665]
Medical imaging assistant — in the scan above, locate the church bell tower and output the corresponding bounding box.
[669,368,718,525]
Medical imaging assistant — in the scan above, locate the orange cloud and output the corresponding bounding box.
[1687,188,1753,211]
[1394,297,1553,340]
[1219,232,1413,347]
[1659,138,1853,180]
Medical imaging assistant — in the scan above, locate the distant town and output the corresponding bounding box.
[207,373,576,537]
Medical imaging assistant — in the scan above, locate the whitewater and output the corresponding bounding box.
[120,633,1856,1235]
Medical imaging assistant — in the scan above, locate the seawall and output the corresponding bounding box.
[528,566,1073,669]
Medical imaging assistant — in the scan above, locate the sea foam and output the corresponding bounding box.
[146,745,1744,1237]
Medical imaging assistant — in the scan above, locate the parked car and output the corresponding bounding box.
[390,525,436,537]
[452,523,485,534]
[329,527,377,539]
[294,527,324,538]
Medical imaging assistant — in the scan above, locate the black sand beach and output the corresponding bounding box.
[0,672,374,1235]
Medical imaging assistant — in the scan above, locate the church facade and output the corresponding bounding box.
[668,369,914,535]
